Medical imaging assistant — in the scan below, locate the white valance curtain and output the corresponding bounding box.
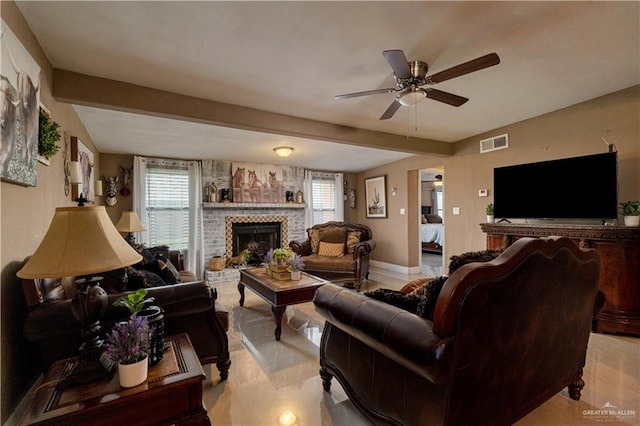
[303,170,344,229]
[133,156,204,278]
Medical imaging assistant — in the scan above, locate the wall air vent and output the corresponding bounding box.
[480,133,509,154]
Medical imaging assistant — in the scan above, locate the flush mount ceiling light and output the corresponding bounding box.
[273,146,294,158]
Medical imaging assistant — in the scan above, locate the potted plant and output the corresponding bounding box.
[38,108,61,162]
[288,254,305,280]
[619,200,640,226]
[104,315,150,388]
[263,248,274,272]
[113,288,164,366]
[113,288,155,314]
[272,247,292,266]
[485,203,495,223]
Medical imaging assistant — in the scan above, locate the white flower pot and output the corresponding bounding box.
[290,270,301,280]
[118,356,148,388]
[486,215,495,223]
[623,216,640,227]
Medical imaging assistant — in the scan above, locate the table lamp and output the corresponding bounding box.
[18,206,143,387]
[115,211,147,245]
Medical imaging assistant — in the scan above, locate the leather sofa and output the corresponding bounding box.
[21,249,231,379]
[313,237,602,426]
[289,221,376,289]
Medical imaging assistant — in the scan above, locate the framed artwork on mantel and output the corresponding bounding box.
[71,137,95,203]
[365,175,387,218]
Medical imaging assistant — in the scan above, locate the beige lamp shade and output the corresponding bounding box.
[116,211,147,233]
[17,206,143,279]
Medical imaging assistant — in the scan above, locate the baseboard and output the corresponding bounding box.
[370,260,421,275]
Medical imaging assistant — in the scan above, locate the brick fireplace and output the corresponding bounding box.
[203,205,305,285]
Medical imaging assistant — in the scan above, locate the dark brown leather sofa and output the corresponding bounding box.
[21,250,231,379]
[289,221,376,289]
[313,237,601,426]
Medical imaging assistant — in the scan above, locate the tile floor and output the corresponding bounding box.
[202,264,639,426]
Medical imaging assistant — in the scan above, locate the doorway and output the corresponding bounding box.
[419,167,445,277]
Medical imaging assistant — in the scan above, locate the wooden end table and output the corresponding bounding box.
[238,267,329,341]
[21,333,210,426]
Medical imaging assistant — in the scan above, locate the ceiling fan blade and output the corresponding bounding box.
[382,50,412,79]
[334,88,396,100]
[428,53,500,84]
[379,99,402,120]
[426,89,468,107]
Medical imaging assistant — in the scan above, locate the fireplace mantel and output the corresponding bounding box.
[203,202,304,209]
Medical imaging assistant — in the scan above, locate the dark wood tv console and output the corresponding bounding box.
[480,223,640,337]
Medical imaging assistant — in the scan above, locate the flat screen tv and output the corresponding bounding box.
[493,152,618,220]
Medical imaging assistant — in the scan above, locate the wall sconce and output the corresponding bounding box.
[434,174,443,187]
[391,187,397,196]
[95,180,103,197]
[273,146,294,158]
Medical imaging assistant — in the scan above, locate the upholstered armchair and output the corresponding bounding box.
[313,237,602,425]
[289,221,375,289]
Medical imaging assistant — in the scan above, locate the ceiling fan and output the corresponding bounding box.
[335,50,500,120]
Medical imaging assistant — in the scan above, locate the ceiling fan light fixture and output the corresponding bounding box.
[398,89,426,106]
[273,146,294,158]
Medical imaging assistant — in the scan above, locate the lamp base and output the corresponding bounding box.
[58,276,115,389]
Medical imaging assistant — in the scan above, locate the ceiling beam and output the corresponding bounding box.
[53,69,453,157]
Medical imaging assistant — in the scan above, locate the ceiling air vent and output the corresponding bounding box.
[480,133,509,154]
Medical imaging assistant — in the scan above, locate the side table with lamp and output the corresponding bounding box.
[17,205,143,388]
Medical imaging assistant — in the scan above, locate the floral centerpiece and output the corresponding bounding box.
[105,315,150,365]
[272,247,293,265]
[288,253,305,280]
[263,248,274,265]
[289,254,305,272]
[104,315,150,388]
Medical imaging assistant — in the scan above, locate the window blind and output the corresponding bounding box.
[145,167,189,250]
[311,175,337,224]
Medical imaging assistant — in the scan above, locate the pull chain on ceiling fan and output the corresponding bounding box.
[335,50,500,120]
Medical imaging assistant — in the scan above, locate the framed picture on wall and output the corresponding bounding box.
[71,137,95,203]
[365,175,387,218]
[0,20,41,187]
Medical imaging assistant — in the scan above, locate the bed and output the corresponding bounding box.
[421,213,444,254]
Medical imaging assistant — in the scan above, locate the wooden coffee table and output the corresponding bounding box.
[238,267,329,341]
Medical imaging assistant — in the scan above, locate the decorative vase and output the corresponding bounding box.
[137,305,165,366]
[623,216,640,226]
[118,356,148,388]
[291,270,301,280]
[486,215,495,223]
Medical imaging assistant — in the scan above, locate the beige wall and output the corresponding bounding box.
[444,86,639,259]
[0,2,100,421]
[358,86,639,270]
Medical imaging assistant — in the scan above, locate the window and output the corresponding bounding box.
[145,167,189,250]
[311,175,337,224]
[435,190,444,218]
[305,171,344,226]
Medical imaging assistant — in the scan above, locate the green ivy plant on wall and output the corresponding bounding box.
[38,107,61,160]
